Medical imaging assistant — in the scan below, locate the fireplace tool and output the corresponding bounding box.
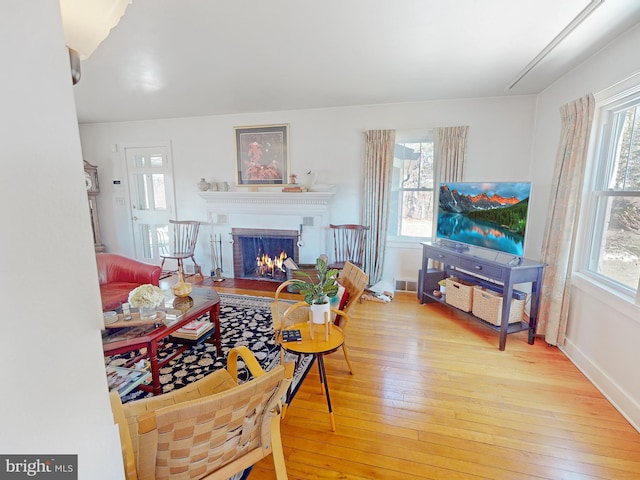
[210,234,225,282]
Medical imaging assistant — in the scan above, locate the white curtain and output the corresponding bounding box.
[361,130,395,284]
[434,126,469,185]
[432,126,469,246]
[538,94,595,346]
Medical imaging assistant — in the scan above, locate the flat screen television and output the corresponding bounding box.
[436,181,532,257]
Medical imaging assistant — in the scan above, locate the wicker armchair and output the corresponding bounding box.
[270,261,368,375]
[110,346,293,480]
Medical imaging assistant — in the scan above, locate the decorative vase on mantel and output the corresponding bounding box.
[197,178,211,191]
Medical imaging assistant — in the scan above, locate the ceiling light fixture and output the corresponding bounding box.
[59,0,133,84]
[505,0,604,91]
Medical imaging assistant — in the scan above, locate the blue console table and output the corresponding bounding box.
[419,241,546,350]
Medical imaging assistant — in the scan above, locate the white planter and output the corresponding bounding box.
[310,302,331,324]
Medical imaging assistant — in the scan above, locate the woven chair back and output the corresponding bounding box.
[337,261,369,317]
[117,364,288,480]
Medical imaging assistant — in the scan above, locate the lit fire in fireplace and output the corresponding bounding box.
[255,251,288,278]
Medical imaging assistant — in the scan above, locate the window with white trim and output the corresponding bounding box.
[389,132,434,239]
[584,92,640,300]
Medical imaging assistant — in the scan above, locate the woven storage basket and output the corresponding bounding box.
[445,278,474,312]
[472,286,525,326]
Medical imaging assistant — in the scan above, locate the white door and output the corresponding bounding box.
[125,145,175,264]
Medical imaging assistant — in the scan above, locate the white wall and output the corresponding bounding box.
[79,95,537,285]
[530,23,640,429]
[0,1,124,478]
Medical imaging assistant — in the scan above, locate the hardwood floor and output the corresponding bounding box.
[191,278,640,479]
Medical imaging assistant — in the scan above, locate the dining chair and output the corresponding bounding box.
[328,224,370,270]
[160,220,203,277]
[110,346,293,480]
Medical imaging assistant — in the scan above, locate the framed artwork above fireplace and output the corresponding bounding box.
[234,123,289,186]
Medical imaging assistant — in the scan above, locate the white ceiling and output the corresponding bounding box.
[72,0,640,124]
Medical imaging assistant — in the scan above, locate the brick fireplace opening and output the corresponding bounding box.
[232,228,299,281]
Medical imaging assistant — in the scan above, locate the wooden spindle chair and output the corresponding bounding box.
[328,224,369,270]
[160,220,203,277]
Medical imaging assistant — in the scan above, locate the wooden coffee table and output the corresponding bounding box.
[102,287,221,396]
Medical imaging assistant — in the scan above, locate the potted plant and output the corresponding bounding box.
[290,257,339,324]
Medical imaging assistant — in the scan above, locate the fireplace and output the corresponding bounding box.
[199,190,336,277]
[232,228,300,281]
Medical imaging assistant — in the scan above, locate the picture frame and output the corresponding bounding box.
[235,124,289,186]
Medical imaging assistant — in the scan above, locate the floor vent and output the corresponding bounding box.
[395,279,417,292]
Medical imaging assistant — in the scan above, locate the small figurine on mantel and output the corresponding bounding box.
[283,173,304,192]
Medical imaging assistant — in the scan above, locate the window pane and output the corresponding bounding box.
[133,154,145,168]
[611,106,640,191]
[391,135,434,238]
[398,142,433,189]
[590,195,640,290]
[138,224,152,259]
[400,190,433,237]
[150,154,164,168]
[151,174,167,210]
[134,173,150,210]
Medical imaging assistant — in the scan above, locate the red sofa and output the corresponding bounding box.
[97,253,162,311]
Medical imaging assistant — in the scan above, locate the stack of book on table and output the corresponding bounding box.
[171,319,213,340]
[106,366,150,397]
[164,308,184,324]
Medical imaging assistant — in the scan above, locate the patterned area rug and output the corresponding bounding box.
[106,293,314,403]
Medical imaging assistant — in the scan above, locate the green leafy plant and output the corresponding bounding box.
[290,257,339,305]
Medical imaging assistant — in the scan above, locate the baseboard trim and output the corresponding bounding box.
[561,338,640,433]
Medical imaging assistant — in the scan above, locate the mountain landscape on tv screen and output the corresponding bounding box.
[437,182,531,256]
[439,184,529,235]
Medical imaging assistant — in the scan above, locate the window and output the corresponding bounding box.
[584,93,640,300]
[389,132,434,239]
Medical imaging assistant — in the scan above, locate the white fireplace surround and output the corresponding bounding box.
[199,189,336,276]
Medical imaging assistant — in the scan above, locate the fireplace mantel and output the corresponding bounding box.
[198,189,336,273]
[198,190,336,215]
